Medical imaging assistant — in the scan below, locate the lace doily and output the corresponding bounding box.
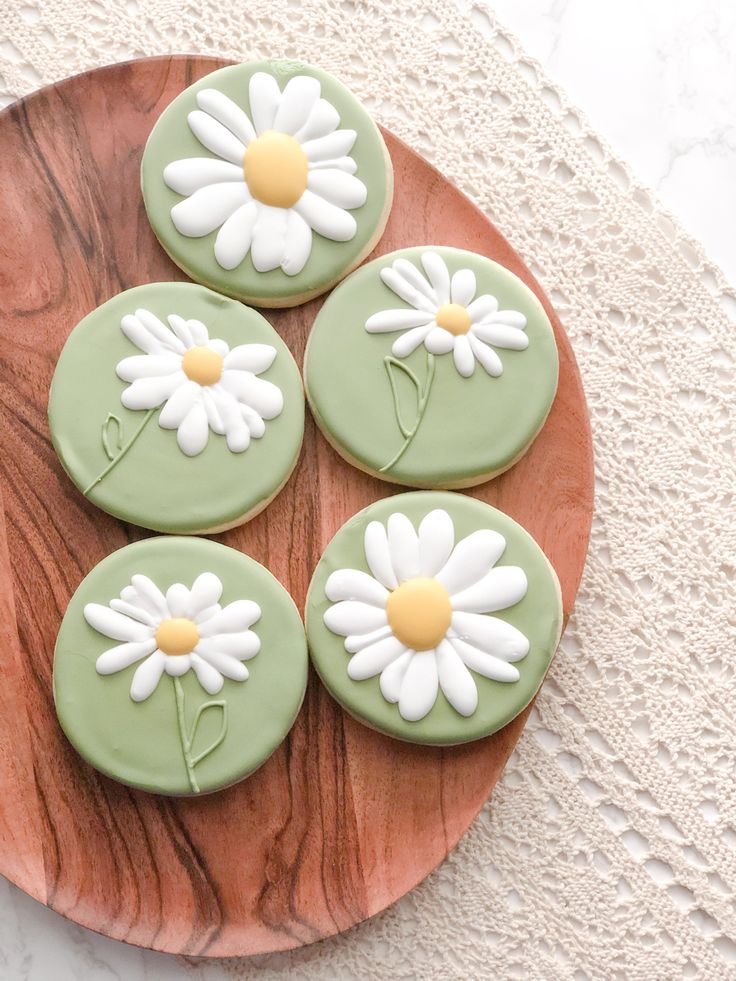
[2,1,735,977]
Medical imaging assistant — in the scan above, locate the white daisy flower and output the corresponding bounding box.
[163,73,367,275]
[85,572,261,701]
[323,509,530,722]
[116,307,283,457]
[365,251,529,377]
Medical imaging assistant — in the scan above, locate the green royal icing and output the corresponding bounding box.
[304,247,559,487]
[306,492,563,746]
[54,536,307,795]
[48,282,304,533]
[141,59,391,304]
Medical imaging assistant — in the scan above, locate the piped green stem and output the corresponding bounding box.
[83,407,156,496]
[380,351,436,473]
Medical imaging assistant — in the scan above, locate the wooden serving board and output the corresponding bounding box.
[0,57,593,957]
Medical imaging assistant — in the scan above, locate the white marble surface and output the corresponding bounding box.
[2,3,734,979]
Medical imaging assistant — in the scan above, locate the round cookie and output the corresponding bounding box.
[54,536,307,795]
[304,247,559,488]
[48,282,304,534]
[306,492,562,745]
[141,59,393,307]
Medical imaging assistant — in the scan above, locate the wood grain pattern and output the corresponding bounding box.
[0,56,593,956]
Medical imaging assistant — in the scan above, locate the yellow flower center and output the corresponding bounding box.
[386,577,452,651]
[155,617,200,656]
[181,346,223,386]
[435,303,471,335]
[243,130,309,209]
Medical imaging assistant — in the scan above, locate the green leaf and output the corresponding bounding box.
[385,357,422,439]
[188,700,228,767]
[101,413,124,461]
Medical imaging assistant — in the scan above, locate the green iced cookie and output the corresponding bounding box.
[54,536,307,795]
[141,59,393,307]
[48,282,304,533]
[304,247,559,487]
[306,492,562,745]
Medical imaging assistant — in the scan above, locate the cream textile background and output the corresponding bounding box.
[2,1,736,978]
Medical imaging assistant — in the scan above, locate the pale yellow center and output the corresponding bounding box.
[181,346,223,386]
[435,303,471,335]
[243,130,309,208]
[155,617,200,656]
[386,577,452,651]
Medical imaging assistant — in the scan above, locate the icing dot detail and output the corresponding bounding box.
[243,130,309,209]
[386,577,452,651]
[435,303,471,335]
[182,346,223,386]
[155,617,200,656]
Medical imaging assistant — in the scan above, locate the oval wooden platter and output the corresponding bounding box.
[0,56,593,957]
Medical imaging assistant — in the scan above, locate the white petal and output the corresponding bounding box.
[84,604,152,642]
[392,259,437,304]
[202,389,226,434]
[250,204,288,272]
[120,311,184,355]
[387,512,420,583]
[171,182,249,237]
[344,625,392,654]
[249,71,281,134]
[324,601,388,637]
[436,530,507,595]
[293,190,356,241]
[482,310,528,329]
[451,612,530,662]
[424,327,455,355]
[187,109,246,165]
[190,653,224,694]
[391,325,432,357]
[302,129,357,161]
[451,567,528,614]
[158,380,201,429]
[364,521,398,589]
[96,639,157,674]
[366,308,435,333]
[130,650,166,701]
[198,600,261,636]
[273,75,321,134]
[472,323,530,351]
[379,649,412,703]
[187,319,209,345]
[109,599,157,627]
[121,373,184,410]
[308,155,357,174]
[420,252,451,304]
[452,638,520,683]
[214,201,258,270]
[281,209,313,275]
[197,648,249,682]
[196,88,256,145]
[380,267,437,314]
[224,344,276,374]
[164,157,244,195]
[325,569,389,606]
[166,315,194,347]
[116,354,181,382]
[453,334,475,377]
[468,335,503,376]
[436,639,478,716]
[347,636,406,680]
[164,654,191,676]
[418,509,455,577]
[398,651,439,721]
[188,572,223,617]
[196,631,260,660]
[467,294,499,321]
[307,170,367,210]
[194,603,221,625]
[177,402,209,456]
[165,583,190,618]
[219,372,283,419]
[241,404,266,438]
[208,338,229,357]
[450,268,476,306]
[216,390,251,453]
[130,575,168,617]
[293,98,340,142]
